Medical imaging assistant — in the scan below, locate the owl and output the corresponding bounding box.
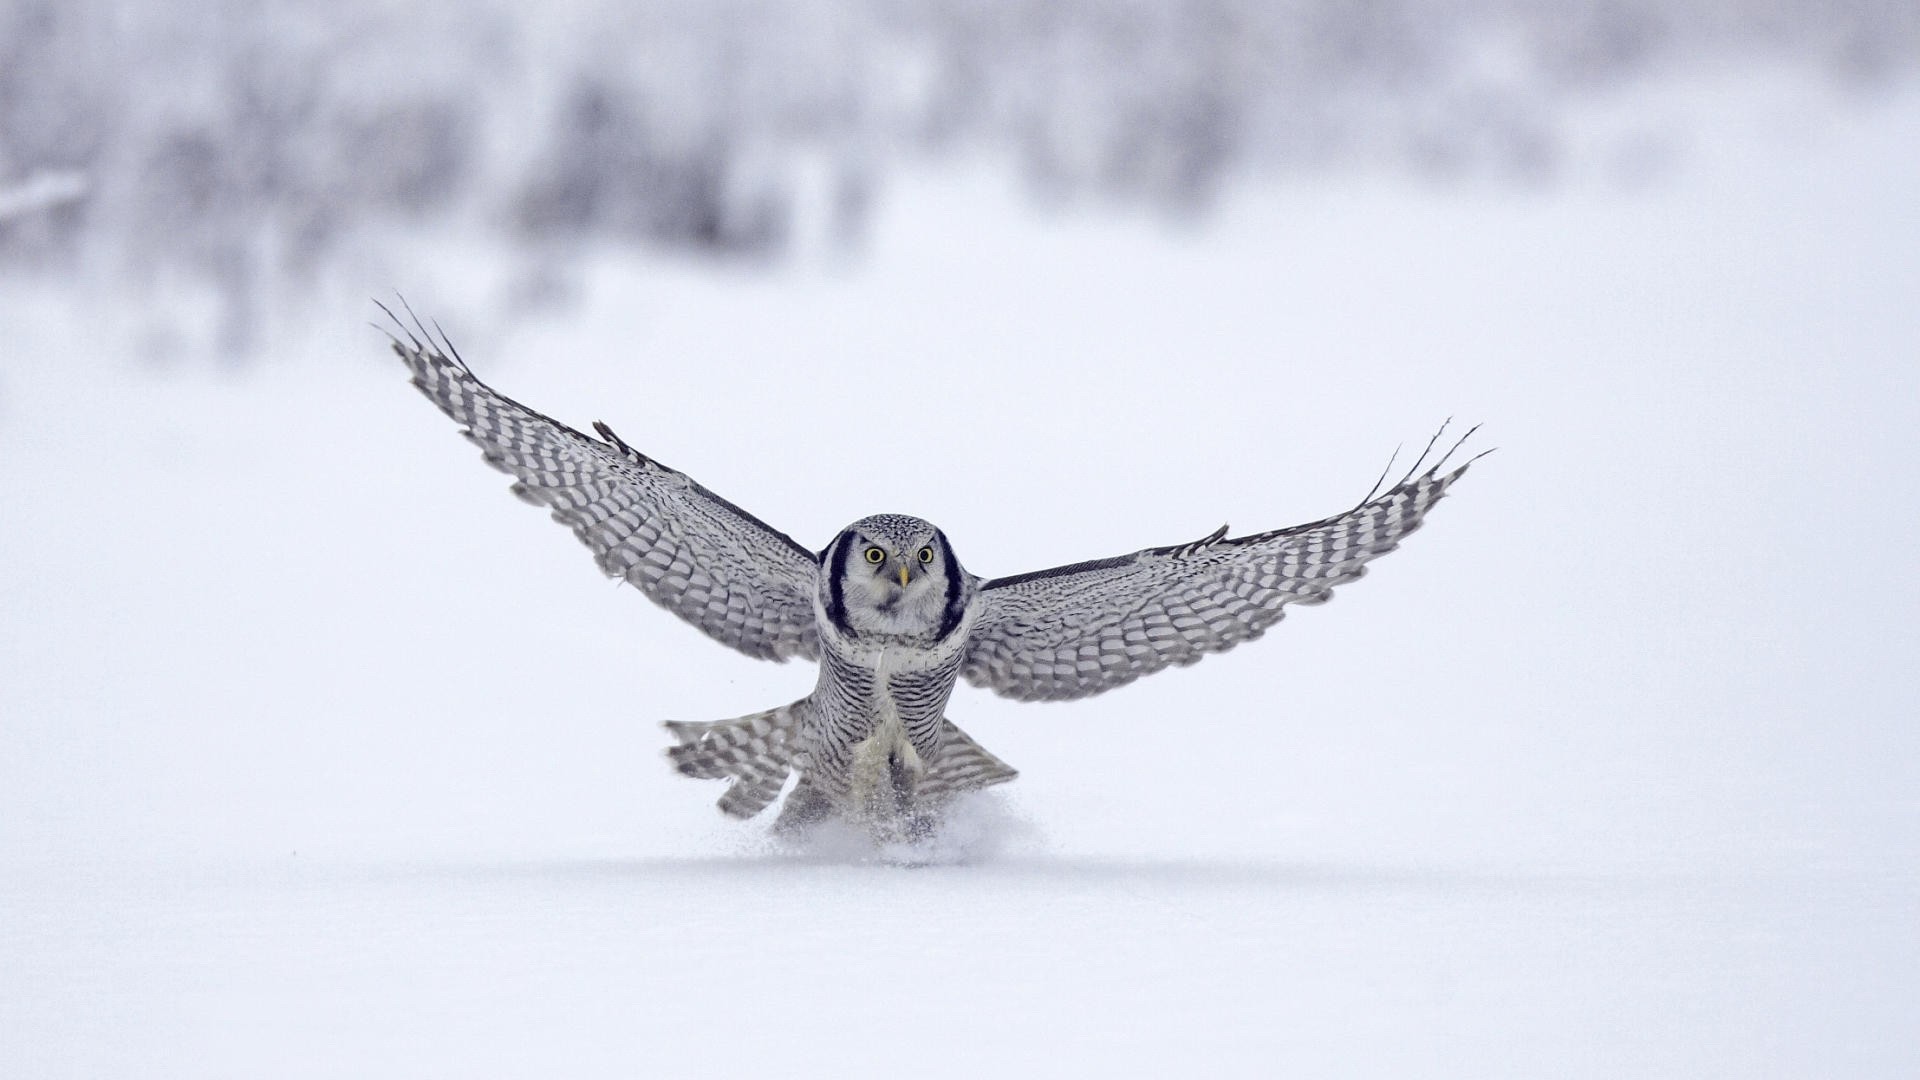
[385,310,1485,840]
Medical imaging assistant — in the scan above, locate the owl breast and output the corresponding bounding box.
[809,633,967,813]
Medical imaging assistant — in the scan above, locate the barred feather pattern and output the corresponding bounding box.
[665,700,808,819]
[803,644,966,797]
[915,722,1019,801]
[391,328,820,662]
[961,447,1482,702]
[387,309,1483,829]
[664,698,1016,819]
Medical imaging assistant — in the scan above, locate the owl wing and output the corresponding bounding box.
[960,428,1486,701]
[388,313,820,662]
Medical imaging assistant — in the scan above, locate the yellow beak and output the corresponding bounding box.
[898,564,911,589]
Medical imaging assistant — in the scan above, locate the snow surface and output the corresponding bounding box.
[4,74,1918,1077]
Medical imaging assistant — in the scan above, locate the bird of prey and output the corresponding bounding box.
[384,311,1485,841]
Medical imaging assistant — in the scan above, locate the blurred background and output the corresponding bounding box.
[4,4,1919,1075]
[3,0,1916,359]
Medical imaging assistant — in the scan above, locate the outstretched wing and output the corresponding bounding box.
[961,428,1486,701]
[387,311,820,662]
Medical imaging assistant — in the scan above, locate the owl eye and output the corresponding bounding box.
[918,546,936,564]
[864,547,886,565]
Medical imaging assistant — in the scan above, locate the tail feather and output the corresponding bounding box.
[664,698,809,818]
[664,702,1018,822]
[717,768,791,819]
[770,775,833,835]
[917,719,1019,803]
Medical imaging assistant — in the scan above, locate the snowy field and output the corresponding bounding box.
[4,74,1919,1076]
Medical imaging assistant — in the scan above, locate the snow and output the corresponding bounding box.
[0,172,89,224]
[3,74,1918,1077]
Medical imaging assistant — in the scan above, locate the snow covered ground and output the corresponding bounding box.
[3,73,1917,1076]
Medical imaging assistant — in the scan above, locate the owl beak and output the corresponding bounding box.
[897,564,911,589]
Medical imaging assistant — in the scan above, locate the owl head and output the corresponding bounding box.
[823,513,968,641]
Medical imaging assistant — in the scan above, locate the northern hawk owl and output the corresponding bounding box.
[386,314,1484,839]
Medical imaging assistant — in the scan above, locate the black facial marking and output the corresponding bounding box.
[824,529,857,638]
[933,529,965,641]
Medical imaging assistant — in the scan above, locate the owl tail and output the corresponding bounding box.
[664,697,811,819]
[768,720,1019,838]
[918,719,1020,802]
[664,702,1019,823]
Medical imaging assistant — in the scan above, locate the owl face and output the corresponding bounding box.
[825,514,965,640]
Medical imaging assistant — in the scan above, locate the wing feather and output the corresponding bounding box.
[388,317,819,662]
[961,430,1485,701]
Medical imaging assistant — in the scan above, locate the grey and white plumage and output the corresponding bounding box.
[386,312,1485,838]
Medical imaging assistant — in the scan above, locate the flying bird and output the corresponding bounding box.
[384,310,1485,840]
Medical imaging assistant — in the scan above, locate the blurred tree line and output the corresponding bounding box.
[1,0,1913,358]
